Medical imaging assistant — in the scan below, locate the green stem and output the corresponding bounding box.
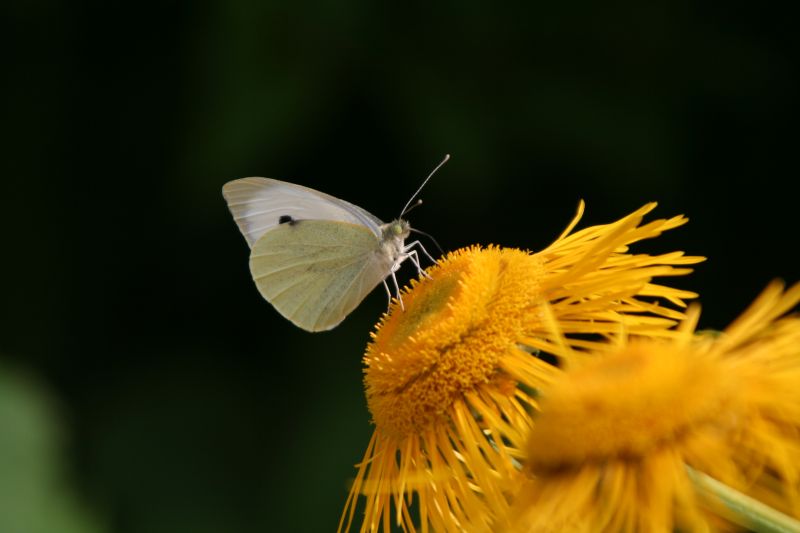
[686,465,800,533]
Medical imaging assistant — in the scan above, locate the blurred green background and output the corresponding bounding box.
[2,1,798,532]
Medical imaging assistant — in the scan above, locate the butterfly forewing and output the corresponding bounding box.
[223,178,384,247]
[249,220,393,331]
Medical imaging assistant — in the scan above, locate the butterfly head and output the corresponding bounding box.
[385,219,411,241]
[379,219,411,264]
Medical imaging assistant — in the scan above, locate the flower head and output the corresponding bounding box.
[509,281,800,532]
[340,202,704,532]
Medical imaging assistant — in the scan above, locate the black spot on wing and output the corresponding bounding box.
[279,215,298,226]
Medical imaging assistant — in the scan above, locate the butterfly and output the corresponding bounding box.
[222,155,447,331]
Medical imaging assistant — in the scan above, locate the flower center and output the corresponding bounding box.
[526,342,737,473]
[364,247,544,440]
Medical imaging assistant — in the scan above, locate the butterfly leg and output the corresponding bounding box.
[404,240,438,265]
[382,279,395,307]
[406,249,433,280]
[406,249,422,272]
[389,269,405,310]
[404,242,434,279]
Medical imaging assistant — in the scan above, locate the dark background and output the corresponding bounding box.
[2,1,798,532]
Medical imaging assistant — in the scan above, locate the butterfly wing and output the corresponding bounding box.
[222,178,385,247]
[249,219,395,331]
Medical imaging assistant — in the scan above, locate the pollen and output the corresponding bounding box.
[365,246,546,440]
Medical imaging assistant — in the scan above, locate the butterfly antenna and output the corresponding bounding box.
[410,227,444,255]
[400,154,450,218]
[402,198,424,216]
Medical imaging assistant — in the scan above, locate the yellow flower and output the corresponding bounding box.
[509,281,800,532]
[339,202,704,532]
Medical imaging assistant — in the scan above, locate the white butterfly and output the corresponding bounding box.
[222,156,447,332]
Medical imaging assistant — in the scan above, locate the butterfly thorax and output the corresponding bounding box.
[379,219,410,263]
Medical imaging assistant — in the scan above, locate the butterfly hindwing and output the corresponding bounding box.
[249,220,393,331]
